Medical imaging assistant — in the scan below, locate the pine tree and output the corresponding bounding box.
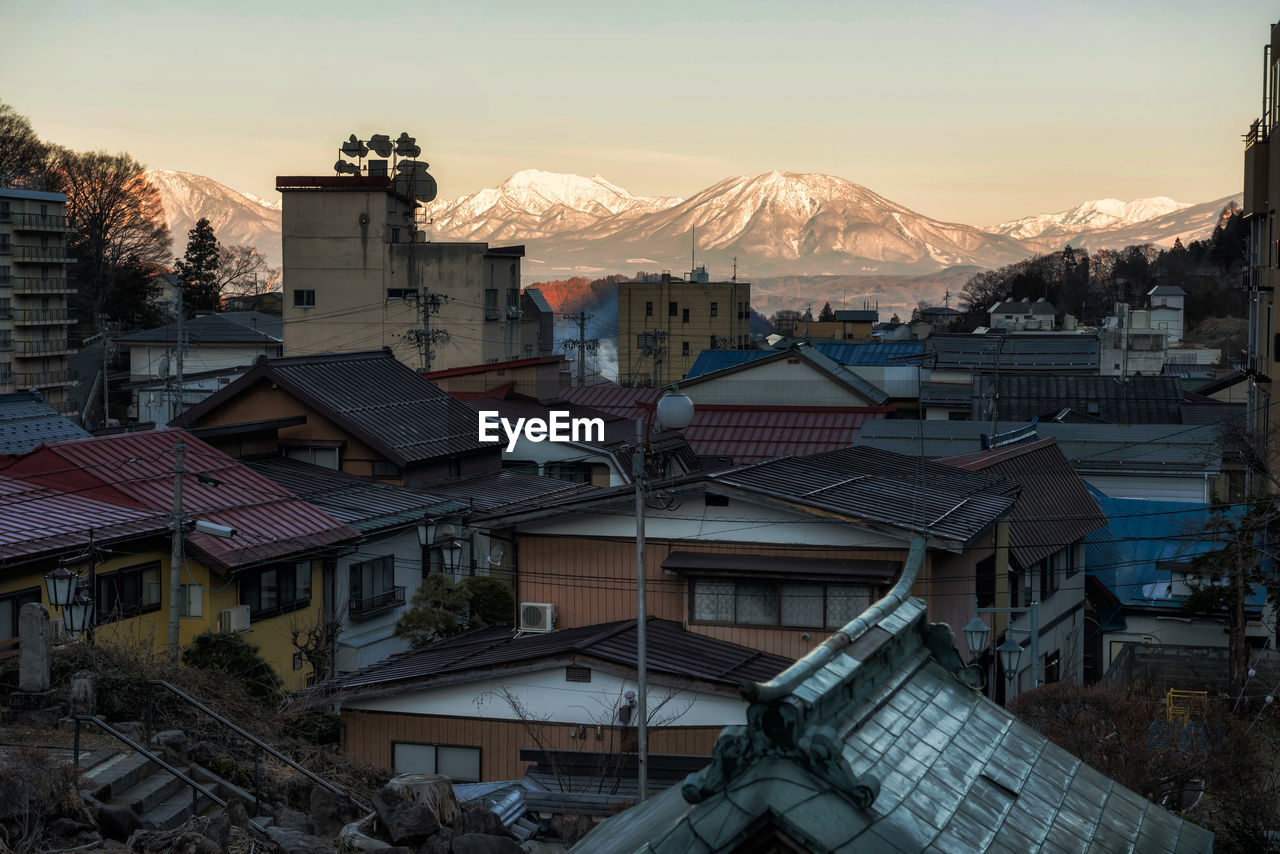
[175,218,221,313]
[818,301,836,321]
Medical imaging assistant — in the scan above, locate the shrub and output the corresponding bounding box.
[459,576,515,627]
[181,630,282,704]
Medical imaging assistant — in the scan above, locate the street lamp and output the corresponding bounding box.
[996,635,1023,681]
[634,387,695,802]
[44,562,78,608]
[968,595,1040,694]
[962,616,990,660]
[440,537,464,576]
[63,586,95,635]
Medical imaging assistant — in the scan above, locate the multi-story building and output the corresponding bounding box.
[276,174,542,371]
[1243,21,1280,482]
[0,187,76,413]
[617,268,751,386]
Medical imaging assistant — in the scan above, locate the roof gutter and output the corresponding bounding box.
[742,534,925,703]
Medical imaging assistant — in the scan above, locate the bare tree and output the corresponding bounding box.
[0,100,48,186]
[216,244,279,304]
[288,607,346,686]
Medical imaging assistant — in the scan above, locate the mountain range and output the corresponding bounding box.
[146,168,1240,282]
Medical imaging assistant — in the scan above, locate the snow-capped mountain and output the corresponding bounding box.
[985,197,1192,242]
[421,169,679,241]
[146,170,282,267]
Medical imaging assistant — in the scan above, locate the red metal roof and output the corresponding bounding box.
[0,428,358,573]
[0,475,168,566]
[423,354,565,380]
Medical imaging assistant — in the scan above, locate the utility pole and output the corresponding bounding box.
[99,315,109,426]
[633,419,648,801]
[168,438,186,659]
[562,311,596,387]
[410,290,449,371]
[173,285,185,424]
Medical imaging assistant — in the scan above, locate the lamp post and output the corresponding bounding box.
[965,595,1040,694]
[634,387,695,802]
[46,533,97,643]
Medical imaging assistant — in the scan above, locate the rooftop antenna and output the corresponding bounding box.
[732,256,737,282]
[944,289,952,309]
[691,223,696,277]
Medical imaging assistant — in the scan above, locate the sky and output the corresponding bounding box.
[2,0,1276,225]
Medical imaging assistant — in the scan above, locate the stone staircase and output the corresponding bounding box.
[79,747,269,832]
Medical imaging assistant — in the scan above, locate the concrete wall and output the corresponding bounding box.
[618,280,751,386]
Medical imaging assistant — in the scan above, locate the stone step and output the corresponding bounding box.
[82,751,154,801]
[141,787,216,831]
[115,767,190,816]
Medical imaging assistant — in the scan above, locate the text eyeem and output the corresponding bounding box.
[478,410,606,452]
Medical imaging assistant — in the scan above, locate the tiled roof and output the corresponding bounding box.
[710,446,1016,547]
[928,333,1099,373]
[857,420,1222,475]
[1148,284,1187,296]
[334,618,791,695]
[0,474,168,566]
[678,405,890,463]
[244,456,464,533]
[575,566,1213,852]
[116,311,282,344]
[552,386,661,421]
[0,429,357,573]
[419,469,606,516]
[679,345,890,406]
[941,438,1105,569]
[0,391,90,455]
[971,374,1184,424]
[174,350,487,468]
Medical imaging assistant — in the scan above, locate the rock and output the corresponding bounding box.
[417,827,453,854]
[155,729,190,754]
[284,776,312,811]
[194,814,231,853]
[223,798,251,829]
[69,670,96,716]
[388,774,461,828]
[95,803,144,842]
[337,814,391,851]
[450,807,511,839]
[113,720,146,743]
[187,740,224,768]
[266,826,337,854]
[275,806,316,835]
[449,833,524,854]
[372,786,441,845]
[310,785,362,836]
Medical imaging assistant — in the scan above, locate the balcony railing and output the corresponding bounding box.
[13,369,76,387]
[348,586,406,619]
[13,308,74,325]
[12,276,76,294]
[1247,118,1267,148]
[13,213,73,232]
[12,245,73,263]
[13,339,71,356]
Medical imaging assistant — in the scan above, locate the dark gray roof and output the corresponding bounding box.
[856,420,1222,475]
[928,333,1100,374]
[1148,284,1186,296]
[990,298,1057,315]
[334,618,791,696]
[709,446,1016,547]
[116,311,282,345]
[574,594,1213,853]
[971,374,1184,424]
[174,350,487,468]
[678,344,890,406]
[0,391,90,455]
[521,288,552,314]
[421,468,606,516]
[244,456,464,533]
[834,309,878,322]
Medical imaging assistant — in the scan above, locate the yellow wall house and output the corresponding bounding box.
[0,428,358,689]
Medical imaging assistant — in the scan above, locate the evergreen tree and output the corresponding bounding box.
[175,217,221,313]
[818,302,836,321]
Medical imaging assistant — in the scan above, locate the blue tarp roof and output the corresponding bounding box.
[1084,488,1263,610]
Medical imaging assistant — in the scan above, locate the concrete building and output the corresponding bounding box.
[1148,284,1186,344]
[794,308,878,341]
[0,187,77,414]
[617,271,751,387]
[275,174,541,372]
[1244,21,1280,481]
[988,297,1056,331]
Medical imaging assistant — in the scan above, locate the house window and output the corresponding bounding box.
[240,563,312,619]
[1009,569,1022,608]
[682,341,690,357]
[690,580,872,629]
[976,554,996,608]
[371,460,401,478]
[178,583,203,618]
[645,301,653,317]
[0,201,9,221]
[1044,649,1061,684]
[284,445,340,470]
[1061,544,1077,578]
[545,461,593,484]
[292,289,315,308]
[390,227,401,243]
[349,556,401,619]
[0,587,40,642]
[1040,554,1060,599]
[386,288,417,300]
[485,289,499,320]
[669,301,678,317]
[392,742,480,782]
[0,266,9,284]
[711,302,718,317]
[682,308,690,323]
[96,562,162,625]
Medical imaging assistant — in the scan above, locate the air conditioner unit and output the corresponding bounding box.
[506,306,521,320]
[519,602,555,634]
[219,605,251,633]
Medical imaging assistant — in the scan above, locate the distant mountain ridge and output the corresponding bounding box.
[147,168,1238,281]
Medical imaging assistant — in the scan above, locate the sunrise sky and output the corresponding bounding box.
[2,0,1275,224]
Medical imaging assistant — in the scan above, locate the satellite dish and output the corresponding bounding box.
[334,159,360,176]
[487,546,506,566]
[394,132,421,159]
[157,354,170,380]
[368,134,393,158]
[393,161,438,202]
[340,134,368,158]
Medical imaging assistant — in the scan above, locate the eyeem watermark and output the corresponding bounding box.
[478,410,605,452]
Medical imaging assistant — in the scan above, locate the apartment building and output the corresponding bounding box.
[1244,20,1280,482]
[276,174,541,371]
[0,187,76,413]
[617,268,751,386]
